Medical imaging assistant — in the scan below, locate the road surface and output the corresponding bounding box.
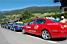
[0,27,67,44]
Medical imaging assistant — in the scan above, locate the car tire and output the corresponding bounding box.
[11,28,13,30]
[6,26,8,29]
[10,27,12,30]
[22,29,26,34]
[8,27,10,29]
[41,30,51,40]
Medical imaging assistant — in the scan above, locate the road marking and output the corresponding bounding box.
[16,32,22,34]
[16,32,59,44]
[26,35,58,44]
[48,41,58,44]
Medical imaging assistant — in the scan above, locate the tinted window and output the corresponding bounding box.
[36,20,46,24]
[15,23,24,26]
[28,21,34,25]
[48,18,60,22]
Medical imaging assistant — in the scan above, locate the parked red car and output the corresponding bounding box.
[22,18,67,39]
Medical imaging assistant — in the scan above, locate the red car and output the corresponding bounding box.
[22,18,67,39]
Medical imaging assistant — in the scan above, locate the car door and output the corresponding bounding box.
[34,19,46,34]
[26,21,35,33]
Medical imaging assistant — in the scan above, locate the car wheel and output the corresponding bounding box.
[10,27,12,30]
[22,29,25,34]
[41,30,51,40]
[11,27,13,30]
[8,27,10,29]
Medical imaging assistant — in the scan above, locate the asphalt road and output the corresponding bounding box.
[0,27,67,44]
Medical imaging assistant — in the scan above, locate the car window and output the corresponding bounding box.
[36,19,46,24]
[48,18,60,22]
[15,23,24,26]
[28,21,34,25]
[20,24,24,26]
[15,23,18,25]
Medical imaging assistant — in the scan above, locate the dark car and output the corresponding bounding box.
[1,23,7,28]
[8,22,24,31]
[6,23,13,29]
[13,23,24,31]
[1,23,5,28]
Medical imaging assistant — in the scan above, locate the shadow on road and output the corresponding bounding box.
[11,30,22,32]
[15,30,22,32]
[50,38,67,41]
[24,33,67,41]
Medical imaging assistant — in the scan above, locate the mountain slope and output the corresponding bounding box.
[0,6,61,19]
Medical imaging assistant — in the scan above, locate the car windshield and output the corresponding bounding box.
[9,23,13,25]
[15,23,24,26]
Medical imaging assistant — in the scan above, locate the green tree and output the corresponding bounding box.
[20,10,34,20]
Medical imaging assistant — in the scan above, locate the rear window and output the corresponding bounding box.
[48,18,61,22]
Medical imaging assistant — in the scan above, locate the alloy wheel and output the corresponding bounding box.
[42,30,51,40]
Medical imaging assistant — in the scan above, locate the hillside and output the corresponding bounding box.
[22,6,61,13]
[0,6,60,15]
[0,6,61,22]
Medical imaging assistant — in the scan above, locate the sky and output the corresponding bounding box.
[0,0,61,11]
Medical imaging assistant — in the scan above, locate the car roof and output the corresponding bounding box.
[33,18,53,23]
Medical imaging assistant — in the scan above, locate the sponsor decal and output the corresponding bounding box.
[34,25,39,29]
